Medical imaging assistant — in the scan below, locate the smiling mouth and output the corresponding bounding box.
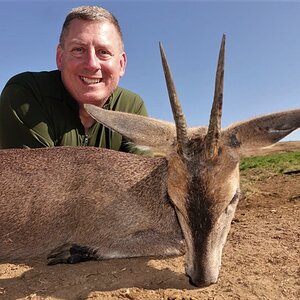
[80,76,102,85]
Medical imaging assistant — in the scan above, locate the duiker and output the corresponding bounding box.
[1,35,299,287]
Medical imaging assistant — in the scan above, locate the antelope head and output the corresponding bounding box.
[84,35,300,287]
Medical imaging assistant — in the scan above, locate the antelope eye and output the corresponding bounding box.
[231,190,240,205]
[225,190,240,214]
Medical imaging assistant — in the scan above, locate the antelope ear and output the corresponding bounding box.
[84,104,176,153]
[223,109,300,157]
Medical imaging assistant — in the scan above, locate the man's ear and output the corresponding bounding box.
[56,45,63,70]
[119,51,127,77]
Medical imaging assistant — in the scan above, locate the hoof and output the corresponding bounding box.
[47,243,97,265]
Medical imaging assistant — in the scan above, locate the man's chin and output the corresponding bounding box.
[78,96,109,107]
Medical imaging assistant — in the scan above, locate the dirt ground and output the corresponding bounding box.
[0,142,299,300]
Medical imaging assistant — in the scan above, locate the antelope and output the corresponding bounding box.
[0,35,299,287]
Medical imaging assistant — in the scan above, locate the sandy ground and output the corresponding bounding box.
[0,142,299,300]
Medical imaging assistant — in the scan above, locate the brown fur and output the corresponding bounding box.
[0,147,183,260]
[1,36,300,287]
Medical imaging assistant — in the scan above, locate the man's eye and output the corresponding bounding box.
[71,47,85,56]
[97,49,112,58]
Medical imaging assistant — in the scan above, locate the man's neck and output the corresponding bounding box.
[79,105,96,132]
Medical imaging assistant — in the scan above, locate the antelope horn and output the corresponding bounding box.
[205,34,226,159]
[159,42,189,159]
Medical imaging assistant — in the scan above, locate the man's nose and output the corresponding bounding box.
[85,50,100,69]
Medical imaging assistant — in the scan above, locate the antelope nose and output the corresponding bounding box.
[188,274,218,288]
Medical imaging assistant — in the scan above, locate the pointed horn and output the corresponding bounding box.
[205,34,226,159]
[159,42,189,158]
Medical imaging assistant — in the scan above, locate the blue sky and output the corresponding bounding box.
[1,0,299,141]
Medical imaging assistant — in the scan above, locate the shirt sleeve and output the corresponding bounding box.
[0,79,55,149]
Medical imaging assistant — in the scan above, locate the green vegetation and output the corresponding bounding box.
[240,151,300,198]
[240,151,300,174]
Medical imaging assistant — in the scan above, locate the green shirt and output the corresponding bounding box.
[0,70,148,154]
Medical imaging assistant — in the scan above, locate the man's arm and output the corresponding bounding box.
[0,79,55,149]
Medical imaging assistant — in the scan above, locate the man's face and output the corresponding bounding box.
[56,19,126,107]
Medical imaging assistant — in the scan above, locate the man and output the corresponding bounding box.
[0,5,148,154]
